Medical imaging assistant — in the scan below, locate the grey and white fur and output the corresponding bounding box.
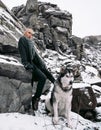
[45,66,74,128]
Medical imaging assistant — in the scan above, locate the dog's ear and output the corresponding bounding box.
[67,68,73,73]
[60,66,66,73]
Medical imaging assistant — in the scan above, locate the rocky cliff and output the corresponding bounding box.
[12,0,73,55]
[0,0,101,121]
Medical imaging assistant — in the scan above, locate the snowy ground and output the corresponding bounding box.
[0,96,101,130]
[0,108,101,130]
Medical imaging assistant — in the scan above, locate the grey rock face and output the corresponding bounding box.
[0,0,101,118]
[26,0,38,13]
[12,2,73,54]
[72,86,97,112]
[0,76,32,113]
[0,2,25,55]
[0,59,31,83]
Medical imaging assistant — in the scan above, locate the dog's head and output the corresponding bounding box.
[57,66,74,91]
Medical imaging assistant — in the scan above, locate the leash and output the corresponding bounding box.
[75,95,81,130]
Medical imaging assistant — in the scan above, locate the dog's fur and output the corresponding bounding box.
[45,66,74,127]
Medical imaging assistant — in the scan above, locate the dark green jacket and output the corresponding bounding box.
[18,36,45,70]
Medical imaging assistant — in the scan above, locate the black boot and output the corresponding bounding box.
[32,97,40,110]
[24,104,35,115]
[24,104,31,113]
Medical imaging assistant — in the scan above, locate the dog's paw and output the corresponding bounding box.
[52,117,58,125]
[48,112,52,116]
[66,123,72,129]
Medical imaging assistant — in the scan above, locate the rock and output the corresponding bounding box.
[25,0,38,13]
[0,1,25,55]
[0,56,31,83]
[43,8,72,19]
[72,86,97,119]
[0,76,32,113]
[12,1,72,53]
[67,36,83,60]
[0,54,52,113]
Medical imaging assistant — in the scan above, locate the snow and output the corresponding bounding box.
[81,65,101,84]
[56,27,67,33]
[0,8,15,22]
[0,55,22,66]
[0,7,23,42]
[45,7,70,15]
[73,83,90,89]
[0,110,101,130]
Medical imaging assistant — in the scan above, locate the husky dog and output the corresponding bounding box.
[45,66,74,127]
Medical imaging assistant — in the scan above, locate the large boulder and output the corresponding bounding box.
[0,55,32,113]
[0,55,51,113]
[0,76,32,113]
[25,0,38,13]
[72,85,97,120]
[0,0,25,55]
[0,55,31,82]
[67,36,83,60]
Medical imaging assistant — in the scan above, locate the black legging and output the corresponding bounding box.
[32,65,55,98]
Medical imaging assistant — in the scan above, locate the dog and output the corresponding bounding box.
[45,66,74,128]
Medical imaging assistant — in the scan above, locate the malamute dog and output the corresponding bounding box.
[45,66,74,127]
